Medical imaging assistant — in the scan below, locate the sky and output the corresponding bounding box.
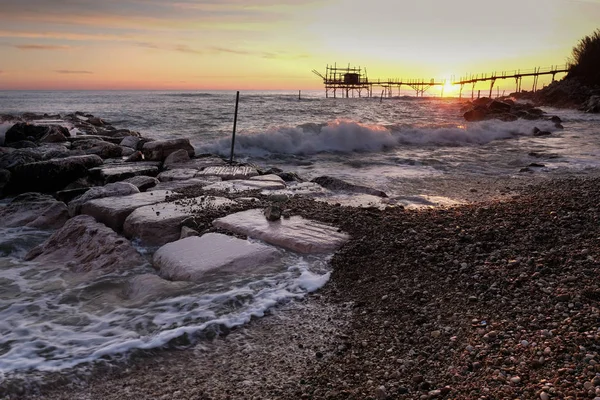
[0,0,598,91]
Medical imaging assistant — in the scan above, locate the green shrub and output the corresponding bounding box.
[567,29,600,86]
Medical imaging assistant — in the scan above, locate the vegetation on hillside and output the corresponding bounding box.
[567,29,600,86]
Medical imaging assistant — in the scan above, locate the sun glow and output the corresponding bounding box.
[441,81,459,97]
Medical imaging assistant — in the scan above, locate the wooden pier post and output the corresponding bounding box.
[229,91,240,164]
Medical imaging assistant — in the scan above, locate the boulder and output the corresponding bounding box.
[5,140,38,149]
[0,193,69,229]
[39,129,67,143]
[69,135,123,145]
[24,215,145,273]
[85,142,123,159]
[123,196,236,246]
[81,190,172,231]
[463,106,488,122]
[5,123,69,144]
[197,165,258,180]
[102,129,140,139]
[123,274,192,305]
[157,169,199,182]
[180,226,199,239]
[311,176,388,197]
[88,162,160,184]
[153,233,281,282]
[6,155,103,194]
[142,138,194,161]
[213,209,350,254]
[250,174,287,185]
[68,182,140,216]
[0,149,40,170]
[582,95,600,113]
[164,156,226,171]
[119,136,142,150]
[488,100,512,113]
[0,168,10,194]
[163,149,190,168]
[123,175,159,191]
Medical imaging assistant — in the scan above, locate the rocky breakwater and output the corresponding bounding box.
[461,97,564,127]
[512,77,600,113]
[0,112,368,396]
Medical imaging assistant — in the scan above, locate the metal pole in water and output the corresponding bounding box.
[299,90,301,100]
[229,91,240,164]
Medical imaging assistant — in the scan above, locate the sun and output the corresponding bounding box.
[441,81,458,97]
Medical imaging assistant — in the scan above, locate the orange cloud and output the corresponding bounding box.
[15,44,72,50]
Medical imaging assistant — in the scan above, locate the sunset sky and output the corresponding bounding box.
[0,0,598,91]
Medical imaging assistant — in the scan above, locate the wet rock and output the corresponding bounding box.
[264,205,282,221]
[250,174,287,185]
[164,156,225,171]
[88,162,160,184]
[124,151,144,162]
[157,168,199,182]
[68,182,140,216]
[582,95,600,113]
[149,178,217,193]
[533,127,552,137]
[180,226,199,239]
[123,196,236,246]
[0,193,69,229]
[123,175,159,191]
[0,168,10,195]
[163,149,190,168]
[197,165,259,180]
[311,176,388,198]
[213,209,350,254]
[5,140,38,149]
[39,129,67,143]
[119,136,142,150]
[0,149,41,170]
[81,190,171,231]
[25,215,145,273]
[6,155,103,194]
[153,233,281,282]
[5,123,69,144]
[463,106,488,122]
[142,138,194,161]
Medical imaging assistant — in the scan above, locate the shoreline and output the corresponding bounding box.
[23,172,600,400]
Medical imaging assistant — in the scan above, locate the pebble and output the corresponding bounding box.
[375,385,387,400]
[540,392,550,400]
[510,376,522,384]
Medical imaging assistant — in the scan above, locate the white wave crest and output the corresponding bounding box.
[199,119,559,157]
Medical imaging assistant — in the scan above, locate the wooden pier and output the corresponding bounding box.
[313,64,569,99]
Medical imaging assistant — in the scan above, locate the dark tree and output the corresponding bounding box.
[567,29,600,86]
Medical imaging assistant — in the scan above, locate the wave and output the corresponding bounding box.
[198,119,559,157]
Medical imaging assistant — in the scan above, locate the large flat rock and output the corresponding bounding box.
[149,177,219,193]
[157,168,199,182]
[81,190,172,231]
[164,156,225,171]
[213,209,349,254]
[123,274,192,305]
[153,233,281,282]
[203,179,286,193]
[68,182,140,216]
[123,196,236,246]
[197,165,258,180]
[0,193,69,229]
[89,162,161,184]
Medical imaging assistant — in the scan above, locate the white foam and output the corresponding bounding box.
[0,250,332,375]
[199,119,560,157]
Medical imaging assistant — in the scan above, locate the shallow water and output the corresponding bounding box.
[1,90,600,378]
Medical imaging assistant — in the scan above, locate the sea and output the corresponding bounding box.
[0,90,599,386]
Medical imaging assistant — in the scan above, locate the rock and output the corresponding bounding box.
[582,95,600,113]
[85,141,122,159]
[488,100,512,113]
[68,135,123,145]
[164,156,225,171]
[0,193,69,229]
[250,174,287,185]
[124,151,144,162]
[123,196,236,246]
[81,190,172,231]
[123,274,191,305]
[5,140,38,149]
[119,136,142,150]
[202,179,286,193]
[540,392,550,400]
[142,138,194,161]
[533,127,552,137]
[213,209,350,254]
[0,149,41,170]
[123,175,159,191]
[375,385,387,400]
[264,205,281,221]
[464,106,488,122]
[39,129,67,143]
[510,376,521,384]
[153,233,281,282]
[0,168,10,194]
[55,188,91,204]
[311,176,387,197]
[24,215,145,273]
[5,123,69,144]
[157,169,199,182]
[6,155,103,194]
[101,129,140,139]
[149,178,217,193]
[197,165,259,180]
[180,226,199,239]
[68,182,140,216]
[88,162,160,184]
[163,149,190,168]
[87,116,104,127]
